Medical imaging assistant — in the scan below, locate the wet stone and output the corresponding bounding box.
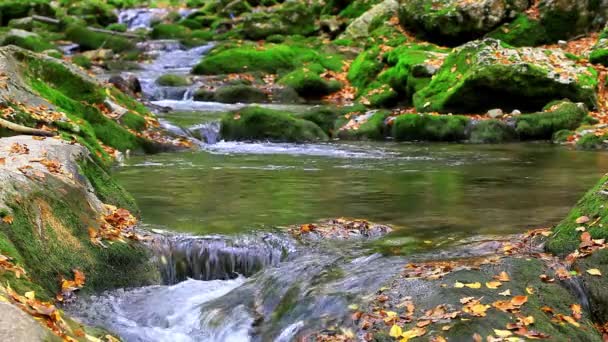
[289,218,393,241]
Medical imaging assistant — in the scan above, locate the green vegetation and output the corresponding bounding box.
[214,85,268,104]
[72,55,92,69]
[469,119,517,143]
[65,25,136,53]
[487,15,549,47]
[279,66,342,98]
[515,101,587,140]
[155,74,191,87]
[151,23,191,40]
[2,33,55,53]
[220,106,329,142]
[391,114,469,142]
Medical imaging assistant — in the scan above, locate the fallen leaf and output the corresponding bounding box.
[454,281,465,288]
[495,271,510,282]
[1,216,13,224]
[389,324,402,338]
[587,268,602,276]
[465,282,482,289]
[486,281,502,289]
[526,287,535,295]
[576,216,590,224]
[499,289,511,296]
[494,329,513,337]
[511,296,528,306]
[571,304,582,320]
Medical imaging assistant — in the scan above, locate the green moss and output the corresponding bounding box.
[547,174,608,255]
[65,25,135,53]
[338,0,380,18]
[155,74,191,87]
[192,43,343,75]
[66,0,118,27]
[241,2,317,40]
[2,34,55,53]
[78,159,138,213]
[120,112,147,131]
[0,0,53,26]
[391,114,469,141]
[486,15,549,47]
[72,55,92,69]
[576,134,606,150]
[469,119,517,143]
[298,107,340,136]
[106,23,128,32]
[337,110,389,140]
[515,101,587,140]
[347,47,383,90]
[214,85,268,104]
[0,181,156,299]
[414,40,598,113]
[151,24,191,40]
[279,66,342,98]
[220,106,329,142]
[552,129,574,143]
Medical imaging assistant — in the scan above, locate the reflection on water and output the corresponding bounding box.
[115,142,608,239]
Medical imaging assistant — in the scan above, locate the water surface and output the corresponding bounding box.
[115,142,608,241]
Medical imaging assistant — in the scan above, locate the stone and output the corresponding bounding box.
[0,302,47,342]
[82,49,114,61]
[511,109,522,115]
[109,74,142,96]
[399,0,529,45]
[413,38,598,113]
[339,0,399,40]
[5,28,37,39]
[487,108,504,118]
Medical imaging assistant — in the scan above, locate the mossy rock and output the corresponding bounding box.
[66,0,118,27]
[192,43,343,75]
[297,107,341,136]
[391,114,469,141]
[337,110,390,140]
[538,0,606,42]
[279,67,342,99]
[240,2,317,40]
[486,14,550,47]
[0,0,54,26]
[65,25,135,53]
[414,39,598,113]
[398,0,529,45]
[193,88,216,101]
[1,30,56,53]
[214,85,269,104]
[514,101,587,140]
[72,55,92,69]
[575,134,606,150]
[469,119,517,143]
[151,24,192,40]
[155,74,191,87]
[547,174,608,256]
[106,23,128,32]
[589,27,608,66]
[220,106,329,142]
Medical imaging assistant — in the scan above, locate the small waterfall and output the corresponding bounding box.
[149,233,297,285]
[189,121,221,144]
[118,8,195,31]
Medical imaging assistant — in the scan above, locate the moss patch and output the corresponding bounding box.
[391,114,469,141]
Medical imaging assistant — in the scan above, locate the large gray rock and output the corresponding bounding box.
[399,0,529,45]
[0,302,48,341]
[340,0,399,40]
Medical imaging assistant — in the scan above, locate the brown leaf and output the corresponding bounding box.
[2,216,13,225]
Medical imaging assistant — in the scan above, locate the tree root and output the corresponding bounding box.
[0,118,56,137]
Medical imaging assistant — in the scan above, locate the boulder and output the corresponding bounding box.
[413,39,598,113]
[1,29,55,53]
[398,0,529,45]
[590,25,608,66]
[0,302,48,341]
[339,0,399,40]
[109,75,142,96]
[241,2,317,40]
[220,106,329,142]
[538,0,608,41]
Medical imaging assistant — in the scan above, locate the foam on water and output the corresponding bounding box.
[69,278,251,342]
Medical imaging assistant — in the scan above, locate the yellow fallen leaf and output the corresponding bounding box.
[454,281,465,288]
[24,291,35,300]
[495,271,510,282]
[526,287,535,295]
[389,325,403,338]
[486,281,502,289]
[587,268,602,276]
[465,282,481,289]
[494,329,512,337]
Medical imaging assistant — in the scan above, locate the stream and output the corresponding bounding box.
[67,10,608,342]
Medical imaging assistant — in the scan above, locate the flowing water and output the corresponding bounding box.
[70,20,608,341]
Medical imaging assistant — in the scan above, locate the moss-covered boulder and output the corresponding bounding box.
[590,26,608,66]
[214,85,269,104]
[0,0,54,26]
[150,24,192,40]
[155,74,191,87]
[398,0,529,45]
[391,113,469,141]
[192,43,342,76]
[279,66,342,99]
[0,136,158,300]
[240,2,317,40]
[486,14,550,47]
[65,0,118,27]
[1,29,56,53]
[537,0,608,42]
[220,106,329,142]
[339,0,399,40]
[337,110,390,140]
[469,119,518,143]
[414,39,598,113]
[65,25,135,53]
[514,100,587,140]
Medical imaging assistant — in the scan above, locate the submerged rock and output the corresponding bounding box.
[289,218,393,241]
[413,38,598,113]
